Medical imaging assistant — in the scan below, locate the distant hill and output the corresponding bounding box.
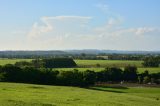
[0,50,160,58]
[65,49,160,55]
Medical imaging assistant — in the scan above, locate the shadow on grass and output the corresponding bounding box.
[28,86,46,89]
[87,86,129,93]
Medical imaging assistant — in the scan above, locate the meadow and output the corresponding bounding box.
[0,59,31,66]
[0,59,160,73]
[0,82,160,106]
[0,59,143,67]
[0,59,160,106]
[55,67,160,73]
[75,60,143,68]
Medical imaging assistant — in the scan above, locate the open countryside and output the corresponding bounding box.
[0,59,160,73]
[0,0,160,106]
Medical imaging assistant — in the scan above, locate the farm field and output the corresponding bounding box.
[75,60,143,68]
[0,59,31,66]
[0,82,160,106]
[0,59,160,73]
[0,59,143,67]
[55,67,160,73]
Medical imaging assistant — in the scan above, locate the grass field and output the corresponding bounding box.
[0,82,160,106]
[0,59,143,67]
[0,59,31,66]
[75,60,143,68]
[0,59,159,73]
[55,67,160,73]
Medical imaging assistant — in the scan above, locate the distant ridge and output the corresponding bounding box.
[64,49,160,55]
[0,49,160,55]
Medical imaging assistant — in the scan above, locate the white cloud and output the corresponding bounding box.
[42,16,92,21]
[135,27,157,35]
[28,21,52,38]
[95,3,109,12]
[26,15,160,50]
[28,16,92,38]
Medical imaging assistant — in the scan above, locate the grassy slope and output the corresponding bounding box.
[0,82,160,106]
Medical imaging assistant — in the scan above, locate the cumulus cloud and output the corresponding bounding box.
[26,14,160,50]
[28,16,92,38]
[28,19,52,38]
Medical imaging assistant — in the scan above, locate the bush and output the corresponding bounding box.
[15,61,32,67]
[142,56,160,67]
[96,67,123,82]
[123,65,138,82]
[83,70,96,86]
[105,67,123,82]
[42,58,77,68]
[143,76,150,84]
[57,70,84,86]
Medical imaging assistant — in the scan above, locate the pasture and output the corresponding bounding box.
[0,59,160,73]
[75,60,143,68]
[55,67,160,73]
[0,59,31,66]
[0,82,160,106]
[0,59,143,67]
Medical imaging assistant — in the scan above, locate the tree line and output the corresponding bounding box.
[0,64,159,87]
[142,56,160,67]
[15,58,77,68]
[1,51,160,61]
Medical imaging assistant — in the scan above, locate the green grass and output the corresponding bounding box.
[55,67,160,73]
[0,82,160,106]
[0,59,31,66]
[0,59,159,73]
[75,60,143,67]
[0,59,143,67]
[138,67,160,73]
[54,68,104,72]
[0,58,159,73]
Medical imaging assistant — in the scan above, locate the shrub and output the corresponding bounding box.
[142,56,160,67]
[123,65,138,82]
[42,58,77,68]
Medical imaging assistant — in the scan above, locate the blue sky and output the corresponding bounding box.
[0,0,160,50]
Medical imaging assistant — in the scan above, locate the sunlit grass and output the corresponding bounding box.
[0,82,159,106]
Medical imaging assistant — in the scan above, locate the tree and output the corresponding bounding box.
[32,59,44,68]
[83,70,96,86]
[142,56,160,67]
[1,64,22,82]
[138,70,149,84]
[96,67,123,82]
[42,58,77,68]
[123,65,138,82]
[105,67,123,82]
[57,70,84,86]
[143,76,150,84]
[15,61,32,67]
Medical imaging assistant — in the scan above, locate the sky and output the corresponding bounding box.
[0,0,160,51]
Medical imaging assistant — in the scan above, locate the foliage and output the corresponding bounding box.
[15,61,32,67]
[42,58,77,68]
[123,65,138,82]
[142,56,160,67]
